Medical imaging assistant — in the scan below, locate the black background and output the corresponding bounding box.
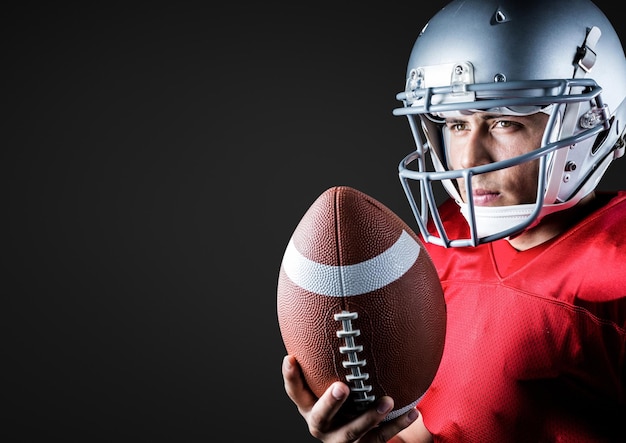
[6,1,624,441]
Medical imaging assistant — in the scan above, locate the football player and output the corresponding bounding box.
[282,0,626,441]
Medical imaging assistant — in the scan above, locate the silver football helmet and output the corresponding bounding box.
[393,0,626,247]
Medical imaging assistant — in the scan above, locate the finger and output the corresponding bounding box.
[282,355,318,411]
[307,381,351,433]
[334,401,423,443]
[376,406,422,443]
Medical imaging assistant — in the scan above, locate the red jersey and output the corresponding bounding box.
[418,191,626,442]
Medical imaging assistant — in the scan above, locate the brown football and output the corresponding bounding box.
[277,186,446,421]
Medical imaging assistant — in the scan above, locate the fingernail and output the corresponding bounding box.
[407,408,419,422]
[377,399,393,415]
[282,356,291,370]
[331,384,347,400]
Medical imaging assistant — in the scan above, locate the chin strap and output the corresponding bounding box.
[458,198,580,240]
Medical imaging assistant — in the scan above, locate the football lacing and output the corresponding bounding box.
[335,310,375,406]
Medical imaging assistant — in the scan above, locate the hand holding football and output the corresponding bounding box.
[277,186,446,421]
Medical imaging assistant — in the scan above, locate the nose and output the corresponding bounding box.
[455,129,492,170]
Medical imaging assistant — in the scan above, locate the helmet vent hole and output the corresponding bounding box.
[491,9,510,24]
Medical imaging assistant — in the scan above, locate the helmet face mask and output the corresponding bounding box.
[393,0,626,247]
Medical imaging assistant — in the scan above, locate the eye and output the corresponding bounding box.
[493,120,518,129]
[446,121,467,132]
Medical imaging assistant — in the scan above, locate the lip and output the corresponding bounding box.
[471,189,500,206]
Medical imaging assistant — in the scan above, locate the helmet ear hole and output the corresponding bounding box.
[590,114,625,155]
[591,126,609,155]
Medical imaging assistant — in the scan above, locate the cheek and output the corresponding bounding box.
[503,161,541,200]
[445,143,465,170]
[447,151,462,170]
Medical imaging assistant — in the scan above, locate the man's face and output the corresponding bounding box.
[444,111,549,207]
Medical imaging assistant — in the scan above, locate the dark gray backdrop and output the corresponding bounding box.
[6,1,623,441]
